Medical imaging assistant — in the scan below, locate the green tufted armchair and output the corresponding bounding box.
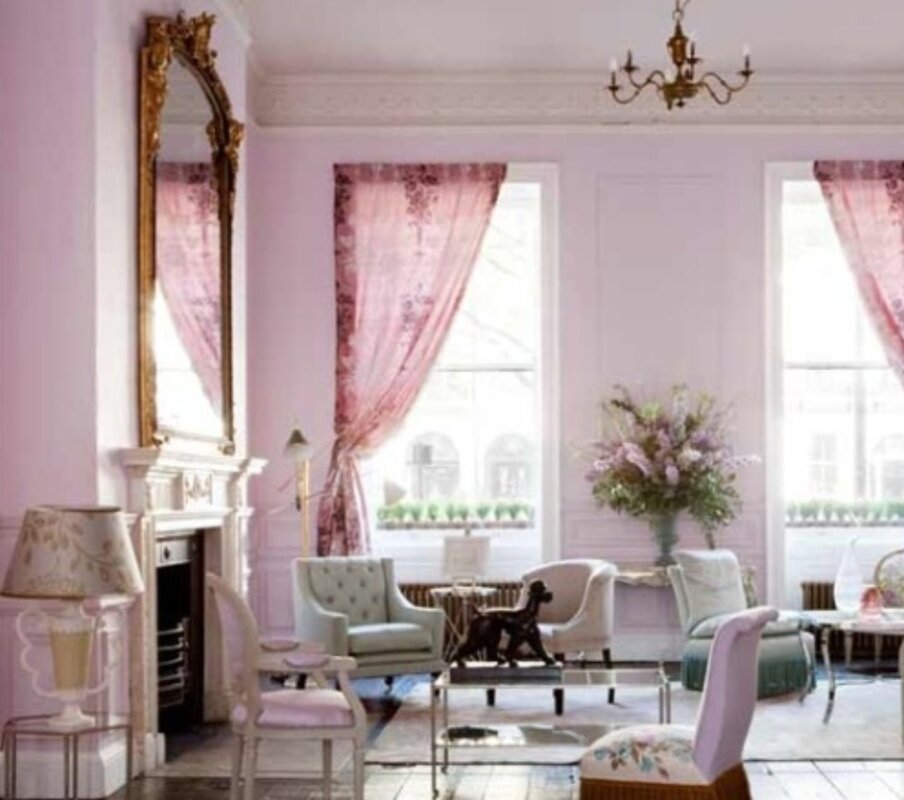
[292,557,446,681]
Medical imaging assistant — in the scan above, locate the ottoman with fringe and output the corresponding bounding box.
[682,634,813,698]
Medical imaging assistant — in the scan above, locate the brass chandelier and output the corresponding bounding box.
[607,0,753,110]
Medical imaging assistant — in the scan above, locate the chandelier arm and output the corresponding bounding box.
[697,70,751,97]
[697,77,734,106]
[610,75,662,105]
[626,69,666,91]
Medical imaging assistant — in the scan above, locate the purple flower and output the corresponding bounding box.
[622,442,652,477]
[665,464,680,486]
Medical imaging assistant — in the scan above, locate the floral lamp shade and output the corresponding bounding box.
[1,506,144,600]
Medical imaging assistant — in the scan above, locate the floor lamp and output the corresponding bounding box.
[285,426,314,557]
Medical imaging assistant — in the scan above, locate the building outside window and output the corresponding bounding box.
[406,433,460,500]
[486,433,533,498]
[781,177,904,518]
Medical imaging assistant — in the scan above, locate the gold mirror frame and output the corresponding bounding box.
[138,12,243,453]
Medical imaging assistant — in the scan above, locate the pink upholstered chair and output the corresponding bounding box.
[207,573,366,800]
[579,606,778,800]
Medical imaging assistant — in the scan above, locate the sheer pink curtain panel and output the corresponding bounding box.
[316,163,507,556]
[815,160,904,385]
[155,161,222,411]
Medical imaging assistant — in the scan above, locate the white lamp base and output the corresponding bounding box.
[46,703,95,730]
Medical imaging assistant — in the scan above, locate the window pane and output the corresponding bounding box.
[784,369,856,501]
[865,370,904,501]
[782,180,862,364]
[378,369,537,502]
[437,182,540,369]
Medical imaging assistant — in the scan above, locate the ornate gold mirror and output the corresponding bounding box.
[138,13,242,452]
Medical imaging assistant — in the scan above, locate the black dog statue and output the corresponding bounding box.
[452,579,555,667]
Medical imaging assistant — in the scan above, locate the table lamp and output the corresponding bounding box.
[285,426,315,557]
[1,506,144,729]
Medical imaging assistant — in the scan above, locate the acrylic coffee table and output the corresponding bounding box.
[429,663,671,798]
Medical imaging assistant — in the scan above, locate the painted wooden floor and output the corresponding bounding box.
[117,761,904,799]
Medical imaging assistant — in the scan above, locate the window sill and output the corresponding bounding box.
[377,520,532,532]
[786,520,904,528]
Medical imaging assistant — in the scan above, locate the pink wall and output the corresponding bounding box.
[0,1,99,513]
[0,0,250,747]
[247,128,904,648]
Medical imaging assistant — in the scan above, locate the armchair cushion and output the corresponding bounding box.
[673,551,747,632]
[348,622,433,655]
[581,725,703,785]
[232,689,354,729]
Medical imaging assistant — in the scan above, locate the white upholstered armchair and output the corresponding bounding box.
[292,557,445,682]
[519,559,618,710]
[521,559,617,663]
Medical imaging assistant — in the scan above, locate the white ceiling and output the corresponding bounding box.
[248,0,904,77]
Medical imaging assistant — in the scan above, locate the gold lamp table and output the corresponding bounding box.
[3,713,132,800]
[429,584,497,662]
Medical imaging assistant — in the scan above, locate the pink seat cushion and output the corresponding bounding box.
[232,689,354,729]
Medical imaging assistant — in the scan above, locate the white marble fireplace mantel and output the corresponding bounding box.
[120,447,265,774]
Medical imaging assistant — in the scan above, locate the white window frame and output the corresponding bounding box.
[765,162,804,606]
[766,161,904,604]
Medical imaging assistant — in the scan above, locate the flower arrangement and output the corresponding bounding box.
[586,384,756,551]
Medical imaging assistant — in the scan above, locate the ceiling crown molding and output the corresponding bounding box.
[252,71,904,128]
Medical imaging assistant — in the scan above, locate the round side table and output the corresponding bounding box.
[429,584,497,661]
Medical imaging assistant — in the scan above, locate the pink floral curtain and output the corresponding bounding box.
[814,161,904,385]
[155,162,223,410]
[316,163,507,556]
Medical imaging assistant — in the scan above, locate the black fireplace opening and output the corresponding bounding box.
[156,531,205,735]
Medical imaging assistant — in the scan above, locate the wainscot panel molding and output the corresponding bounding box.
[119,448,265,773]
[253,72,904,128]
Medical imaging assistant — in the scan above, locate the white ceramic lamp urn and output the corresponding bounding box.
[1,506,144,729]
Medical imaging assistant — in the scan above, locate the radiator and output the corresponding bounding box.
[401,581,522,609]
[801,580,895,661]
[401,581,522,648]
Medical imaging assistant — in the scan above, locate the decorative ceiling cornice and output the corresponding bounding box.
[252,71,904,128]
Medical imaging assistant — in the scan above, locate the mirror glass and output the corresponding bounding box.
[153,56,224,438]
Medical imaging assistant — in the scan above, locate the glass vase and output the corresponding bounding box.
[649,514,678,567]
[833,536,864,615]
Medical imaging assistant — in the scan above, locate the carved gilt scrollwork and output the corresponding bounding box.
[138,12,242,454]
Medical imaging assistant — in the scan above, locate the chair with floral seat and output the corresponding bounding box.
[578,606,777,800]
[207,573,366,800]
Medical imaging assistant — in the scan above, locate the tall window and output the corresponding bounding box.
[371,170,546,550]
[781,176,904,514]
